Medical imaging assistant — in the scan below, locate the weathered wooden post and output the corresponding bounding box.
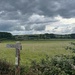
[6,41,22,75]
[15,41,22,75]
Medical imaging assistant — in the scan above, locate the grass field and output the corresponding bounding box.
[0,39,75,65]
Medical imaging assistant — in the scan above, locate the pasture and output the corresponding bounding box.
[0,39,75,65]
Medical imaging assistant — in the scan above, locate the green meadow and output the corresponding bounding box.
[0,39,75,65]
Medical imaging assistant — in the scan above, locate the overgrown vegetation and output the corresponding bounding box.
[0,59,15,75]
[1,55,75,75]
[27,55,75,75]
[0,40,73,65]
[66,42,75,53]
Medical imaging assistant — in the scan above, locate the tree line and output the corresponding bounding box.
[0,32,75,40]
[15,33,75,40]
[0,32,13,41]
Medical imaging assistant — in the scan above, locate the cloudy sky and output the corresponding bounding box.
[0,0,75,35]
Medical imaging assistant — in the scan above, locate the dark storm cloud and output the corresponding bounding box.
[0,20,24,31]
[0,0,75,34]
[33,24,46,31]
[38,0,75,18]
[0,0,75,19]
[0,23,12,31]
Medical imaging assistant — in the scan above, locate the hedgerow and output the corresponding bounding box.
[28,55,75,75]
[0,59,15,75]
[1,55,75,75]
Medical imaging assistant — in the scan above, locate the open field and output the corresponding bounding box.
[0,39,75,65]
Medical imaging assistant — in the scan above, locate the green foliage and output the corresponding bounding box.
[1,55,75,75]
[0,32,75,41]
[70,34,75,39]
[14,33,75,40]
[0,59,15,75]
[66,42,75,53]
[0,32,13,40]
[20,65,30,75]
[29,55,75,75]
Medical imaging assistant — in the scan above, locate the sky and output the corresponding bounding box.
[0,0,75,35]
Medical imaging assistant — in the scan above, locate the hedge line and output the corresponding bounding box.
[0,55,75,75]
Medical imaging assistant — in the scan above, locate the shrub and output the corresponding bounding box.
[20,65,30,75]
[0,59,15,75]
[29,55,75,75]
[66,42,75,53]
[1,55,75,75]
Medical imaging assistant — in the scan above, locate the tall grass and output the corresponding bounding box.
[0,40,74,65]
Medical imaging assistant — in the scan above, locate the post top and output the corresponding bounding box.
[6,41,22,50]
[16,41,21,44]
[16,41,20,43]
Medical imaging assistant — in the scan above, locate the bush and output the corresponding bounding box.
[0,59,15,75]
[1,55,75,75]
[29,55,75,75]
[66,42,75,53]
[20,65,30,75]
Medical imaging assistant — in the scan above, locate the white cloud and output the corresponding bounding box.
[29,13,44,22]
[45,16,75,34]
[55,15,75,24]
